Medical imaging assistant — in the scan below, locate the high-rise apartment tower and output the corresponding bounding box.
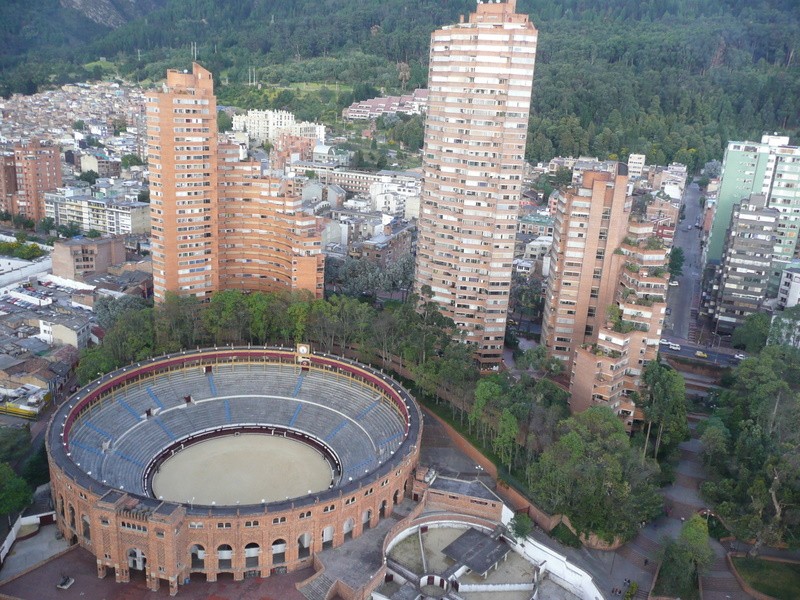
[0,140,62,222]
[542,167,630,368]
[415,0,537,369]
[147,64,323,302]
[706,135,800,284]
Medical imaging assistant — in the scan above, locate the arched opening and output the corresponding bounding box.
[271,538,286,564]
[81,515,91,541]
[322,525,334,550]
[297,533,312,559]
[190,544,205,570]
[217,544,233,570]
[343,518,355,541]
[379,499,387,518]
[393,489,400,505]
[244,542,260,568]
[362,509,372,531]
[68,505,76,530]
[69,534,77,546]
[127,548,146,571]
[58,495,64,517]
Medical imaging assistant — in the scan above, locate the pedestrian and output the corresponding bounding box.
[644,558,649,566]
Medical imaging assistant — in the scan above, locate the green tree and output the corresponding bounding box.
[0,463,31,517]
[86,229,101,238]
[78,170,99,185]
[217,110,233,132]
[508,513,533,540]
[732,312,771,353]
[699,420,730,467]
[700,346,800,555]
[101,308,155,366]
[517,346,563,377]
[528,407,662,541]
[121,154,143,168]
[668,247,684,278]
[469,379,499,441]
[641,361,688,461]
[493,408,519,471]
[203,289,250,344]
[552,167,572,187]
[35,217,55,234]
[72,120,85,131]
[0,426,31,464]
[95,295,150,330]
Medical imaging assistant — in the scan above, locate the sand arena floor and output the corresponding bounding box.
[151,434,333,505]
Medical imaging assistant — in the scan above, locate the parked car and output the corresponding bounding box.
[669,280,679,286]
[734,352,747,360]
[659,338,670,345]
[695,350,708,358]
[669,343,681,351]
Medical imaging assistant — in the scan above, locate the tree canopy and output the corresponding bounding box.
[527,407,662,541]
[1,1,797,169]
[700,345,800,554]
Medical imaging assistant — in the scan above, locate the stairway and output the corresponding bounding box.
[299,573,335,600]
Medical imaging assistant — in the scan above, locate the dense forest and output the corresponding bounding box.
[1,0,799,166]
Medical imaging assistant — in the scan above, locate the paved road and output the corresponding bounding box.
[658,340,740,368]
[666,182,704,341]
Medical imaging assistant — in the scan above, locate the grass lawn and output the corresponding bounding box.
[732,557,800,599]
[83,59,116,73]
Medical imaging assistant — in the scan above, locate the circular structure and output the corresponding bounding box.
[47,347,422,593]
[151,435,333,505]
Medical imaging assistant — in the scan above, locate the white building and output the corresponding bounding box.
[232,109,325,145]
[45,187,150,235]
[778,266,800,310]
[369,176,422,219]
[627,153,646,179]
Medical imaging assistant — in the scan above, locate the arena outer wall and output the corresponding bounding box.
[46,347,422,596]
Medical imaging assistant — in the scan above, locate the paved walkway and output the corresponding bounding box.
[609,415,752,599]
[0,524,68,582]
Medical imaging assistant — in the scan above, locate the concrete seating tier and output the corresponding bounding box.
[66,361,408,500]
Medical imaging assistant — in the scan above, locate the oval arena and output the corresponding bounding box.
[46,346,422,595]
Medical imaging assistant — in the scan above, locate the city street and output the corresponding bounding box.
[665,181,704,342]
[658,342,738,368]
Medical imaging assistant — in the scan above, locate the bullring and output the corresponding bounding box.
[46,346,422,595]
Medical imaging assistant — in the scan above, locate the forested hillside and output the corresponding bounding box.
[1,0,798,166]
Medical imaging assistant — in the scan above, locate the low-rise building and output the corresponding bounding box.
[52,236,127,280]
[518,212,554,237]
[342,89,428,120]
[35,313,92,350]
[348,219,415,268]
[45,185,150,235]
[232,109,325,145]
[80,152,121,178]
